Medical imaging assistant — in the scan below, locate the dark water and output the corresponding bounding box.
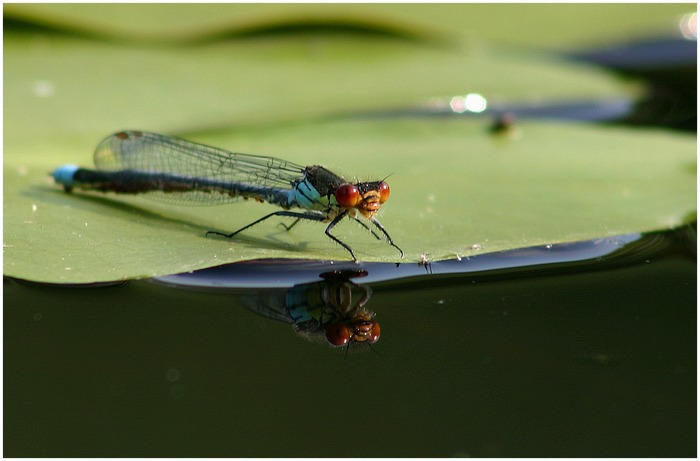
[4,226,696,457]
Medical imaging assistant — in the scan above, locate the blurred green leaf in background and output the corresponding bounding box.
[3,4,696,283]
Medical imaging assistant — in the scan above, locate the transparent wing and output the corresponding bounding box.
[94,131,305,188]
[91,131,306,205]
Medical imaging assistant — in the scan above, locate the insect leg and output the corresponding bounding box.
[349,215,383,241]
[369,218,404,258]
[324,211,358,262]
[206,211,325,239]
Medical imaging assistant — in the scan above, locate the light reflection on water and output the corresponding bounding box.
[679,12,697,40]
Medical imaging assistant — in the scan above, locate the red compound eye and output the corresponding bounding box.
[325,323,352,347]
[368,322,381,344]
[378,181,391,204]
[335,184,361,208]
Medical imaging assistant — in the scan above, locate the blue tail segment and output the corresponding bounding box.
[52,164,79,187]
[52,164,80,192]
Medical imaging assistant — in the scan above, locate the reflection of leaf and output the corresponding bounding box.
[5,118,695,283]
[3,4,695,283]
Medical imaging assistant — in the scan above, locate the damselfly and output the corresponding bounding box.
[240,269,378,348]
[52,131,403,261]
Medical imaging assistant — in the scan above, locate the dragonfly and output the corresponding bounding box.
[52,130,404,261]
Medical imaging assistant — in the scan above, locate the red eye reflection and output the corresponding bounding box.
[325,323,352,347]
[368,322,381,343]
[335,184,361,208]
[378,181,390,204]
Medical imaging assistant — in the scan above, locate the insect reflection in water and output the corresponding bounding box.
[240,269,378,348]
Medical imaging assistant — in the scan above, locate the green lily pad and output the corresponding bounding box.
[3,4,695,283]
[4,30,628,154]
[5,117,695,283]
[5,3,691,47]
